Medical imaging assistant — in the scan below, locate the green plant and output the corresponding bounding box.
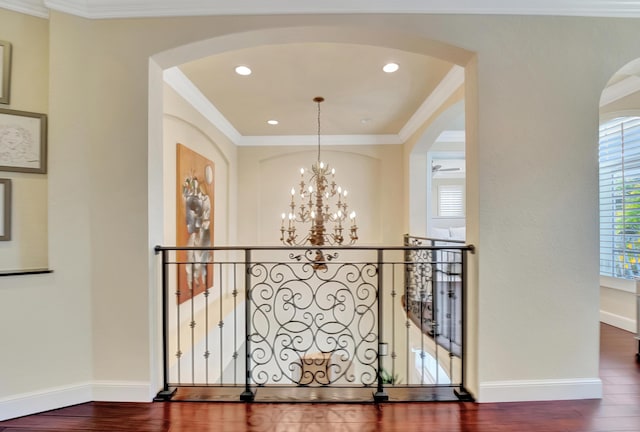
[380,368,400,385]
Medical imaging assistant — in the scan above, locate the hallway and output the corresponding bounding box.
[0,324,638,431]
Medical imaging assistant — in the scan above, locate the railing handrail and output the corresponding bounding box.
[404,234,468,245]
[154,244,475,253]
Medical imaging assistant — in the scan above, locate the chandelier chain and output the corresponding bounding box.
[316,97,322,164]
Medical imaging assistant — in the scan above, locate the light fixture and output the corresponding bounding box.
[383,63,399,73]
[267,119,279,125]
[280,96,358,250]
[235,65,252,76]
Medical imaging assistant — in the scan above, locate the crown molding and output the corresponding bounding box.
[163,67,242,144]
[1,0,639,20]
[399,65,464,142]
[237,134,403,147]
[0,0,48,18]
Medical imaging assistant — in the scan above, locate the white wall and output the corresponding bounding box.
[4,11,640,419]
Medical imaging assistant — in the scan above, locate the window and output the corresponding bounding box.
[599,117,640,278]
[437,184,464,217]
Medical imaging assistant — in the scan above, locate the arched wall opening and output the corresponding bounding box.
[408,100,465,238]
[148,25,478,396]
[598,57,640,335]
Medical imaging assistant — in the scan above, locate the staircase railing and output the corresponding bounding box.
[155,240,474,402]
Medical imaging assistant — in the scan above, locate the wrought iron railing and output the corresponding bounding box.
[155,240,474,402]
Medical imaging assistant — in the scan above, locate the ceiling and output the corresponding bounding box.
[2,0,640,150]
[177,43,455,139]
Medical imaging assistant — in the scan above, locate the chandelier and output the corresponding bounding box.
[280,96,358,247]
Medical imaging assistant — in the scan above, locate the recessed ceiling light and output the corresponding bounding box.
[383,63,399,73]
[267,120,279,125]
[235,65,252,76]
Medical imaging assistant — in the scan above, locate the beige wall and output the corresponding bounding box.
[2,10,640,418]
[163,84,237,248]
[238,144,403,246]
[0,10,91,421]
[0,8,48,270]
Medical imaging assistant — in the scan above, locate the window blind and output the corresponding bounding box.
[438,184,464,217]
[599,116,640,278]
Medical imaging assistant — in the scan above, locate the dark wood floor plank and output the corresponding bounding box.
[1,323,639,431]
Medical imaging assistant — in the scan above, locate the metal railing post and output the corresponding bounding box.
[154,247,176,401]
[454,248,473,401]
[374,248,389,402]
[240,248,255,402]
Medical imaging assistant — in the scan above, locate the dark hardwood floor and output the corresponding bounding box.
[1,323,639,431]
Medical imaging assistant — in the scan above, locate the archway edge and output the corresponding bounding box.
[408,100,465,236]
[151,24,476,69]
[147,22,480,398]
[411,99,465,155]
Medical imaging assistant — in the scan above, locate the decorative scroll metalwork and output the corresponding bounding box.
[403,237,435,336]
[403,235,463,357]
[248,251,378,387]
[155,243,472,402]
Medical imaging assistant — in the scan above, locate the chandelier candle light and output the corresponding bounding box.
[280,97,358,247]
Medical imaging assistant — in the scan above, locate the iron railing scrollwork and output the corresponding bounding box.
[247,254,378,388]
[155,241,474,403]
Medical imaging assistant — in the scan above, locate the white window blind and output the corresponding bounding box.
[438,184,464,217]
[599,116,640,278]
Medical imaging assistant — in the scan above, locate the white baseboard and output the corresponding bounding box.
[479,378,602,403]
[0,381,153,421]
[600,310,636,333]
[0,382,92,421]
[92,381,152,402]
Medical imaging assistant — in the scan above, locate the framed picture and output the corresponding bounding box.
[0,108,47,173]
[0,178,11,241]
[176,143,215,304]
[0,41,11,104]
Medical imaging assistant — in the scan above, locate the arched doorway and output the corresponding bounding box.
[598,58,640,335]
[148,26,478,399]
